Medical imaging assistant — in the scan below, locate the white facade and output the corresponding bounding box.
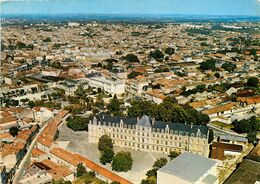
[87,76,125,95]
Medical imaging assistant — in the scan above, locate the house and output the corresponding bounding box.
[210,142,243,161]
[157,152,218,184]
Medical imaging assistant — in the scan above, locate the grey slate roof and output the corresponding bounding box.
[159,152,217,183]
[136,115,152,127]
[220,135,248,143]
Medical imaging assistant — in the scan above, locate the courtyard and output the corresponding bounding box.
[57,123,165,184]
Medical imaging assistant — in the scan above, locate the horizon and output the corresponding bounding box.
[2,0,260,17]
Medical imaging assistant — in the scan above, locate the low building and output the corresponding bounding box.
[219,135,248,147]
[157,152,218,184]
[211,142,243,161]
[88,115,209,157]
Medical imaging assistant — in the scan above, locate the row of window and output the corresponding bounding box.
[90,124,205,137]
[112,140,196,153]
[107,132,206,144]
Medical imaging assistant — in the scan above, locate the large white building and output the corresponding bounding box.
[88,115,209,157]
[157,152,218,184]
[87,76,125,95]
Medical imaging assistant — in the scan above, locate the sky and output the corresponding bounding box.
[1,0,260,16]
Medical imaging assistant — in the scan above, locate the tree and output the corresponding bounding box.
[168,151,180,160]
[9,127,19,137]
[43,37,51,42]
[247,131,257,143]
[76,163,86,177]
[149,49,164,61]
[141,176,157,184]
[28,101,35,108]
[247,77,259,87]
[146,168,158,177]
[199,59,216,71]
[107,95,121,114]
[230,93,237,102]
[196,84,206,93]
[66,116,89,131]
[100,147,115,165]
[221,62,236,72]
[152,157,167,170]
[208,129,214,143]
[214,72,220,78]
[112,151,133,172]
[164,47,175,55]
[125,53,140,63]
[127,71,142,79]
[98,134,113,151]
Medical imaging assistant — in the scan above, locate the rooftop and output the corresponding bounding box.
[158,152,217,183]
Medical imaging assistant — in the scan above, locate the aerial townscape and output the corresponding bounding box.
[0,0,260,184]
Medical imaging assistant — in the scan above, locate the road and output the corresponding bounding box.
[12,122,48,184]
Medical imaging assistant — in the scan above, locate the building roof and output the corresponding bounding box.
[95,115,208,137]
[202,174,218,184]
[159,152,217,183]
[136,115,152,127]
[49,148,132,184]
[39,160,73,180]
[32,148,46,157]
[224,159,260,184]
[202,102,235,115]
[211,142,243,161]
[220,135,248,143]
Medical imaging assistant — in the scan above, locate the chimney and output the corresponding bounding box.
[152,118,155,126]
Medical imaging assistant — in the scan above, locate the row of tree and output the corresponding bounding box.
[232,116,260,143]
[127,97,210,125]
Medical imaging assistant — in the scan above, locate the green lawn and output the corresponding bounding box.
[210,121,234,129]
